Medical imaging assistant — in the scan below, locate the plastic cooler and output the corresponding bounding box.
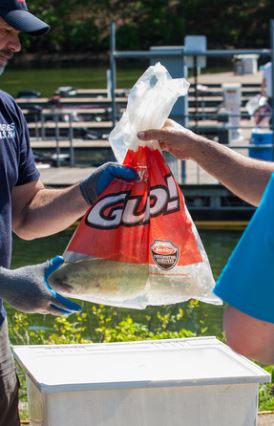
[13,337,270,426]
[249,130,274,161]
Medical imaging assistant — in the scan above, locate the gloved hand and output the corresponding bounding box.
[80,162,138,205]
[0,256,81,316]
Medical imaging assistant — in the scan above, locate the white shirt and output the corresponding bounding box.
[262,62,272,97]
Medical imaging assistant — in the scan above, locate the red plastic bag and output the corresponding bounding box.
[50,64,221,308]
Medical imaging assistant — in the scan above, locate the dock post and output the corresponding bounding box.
[69,113,75,167]
[41,111,45,140]
[110,22,117,127]
[54,111,61,168]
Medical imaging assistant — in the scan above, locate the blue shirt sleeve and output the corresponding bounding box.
[214,172,274,323]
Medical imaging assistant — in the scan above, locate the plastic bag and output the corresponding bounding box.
[50,63,221,309]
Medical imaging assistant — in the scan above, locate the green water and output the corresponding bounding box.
[0,65,145,98]
[8,229,241,338]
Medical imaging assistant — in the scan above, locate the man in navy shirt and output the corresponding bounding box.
[0,2,137,425]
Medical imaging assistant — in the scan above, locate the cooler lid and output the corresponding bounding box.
[13,337,270,393]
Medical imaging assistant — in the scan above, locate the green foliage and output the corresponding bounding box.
[20,0,273,54]
[259,366,274,411]
[9,299,215,349]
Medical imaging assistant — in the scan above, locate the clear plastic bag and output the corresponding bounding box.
[109,62,190,163]
[50,63,222,309]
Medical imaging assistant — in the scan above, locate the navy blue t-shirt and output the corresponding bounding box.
[0,90,39,325]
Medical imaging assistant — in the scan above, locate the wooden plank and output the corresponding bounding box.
[38,166,97,186]
[22,107,109,115]
[31,139,110,149]
[27,121,113,129]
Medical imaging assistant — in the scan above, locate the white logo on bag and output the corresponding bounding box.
[0,123,15,139]
[86,175,180,229]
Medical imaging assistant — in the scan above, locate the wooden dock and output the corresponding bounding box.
[31,139,109,149]
[39,165,97,186]
[19,70,263,144]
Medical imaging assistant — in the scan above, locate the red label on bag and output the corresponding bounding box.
[67,146,202,267]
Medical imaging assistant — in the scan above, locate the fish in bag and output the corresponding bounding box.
[49,63,221,309]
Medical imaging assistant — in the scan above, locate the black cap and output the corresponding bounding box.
[0,0,50,36]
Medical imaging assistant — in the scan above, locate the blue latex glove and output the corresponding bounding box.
[80,162,138,205]
[0,256,81,316]
[214,172,274,323]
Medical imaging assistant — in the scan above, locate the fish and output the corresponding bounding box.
[48,258,148,303]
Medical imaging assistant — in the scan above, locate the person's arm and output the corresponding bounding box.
[12,179,86,240]
[12,162,138,240]
[138,120,274,206]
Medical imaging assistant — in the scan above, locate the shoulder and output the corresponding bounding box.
[0,89,16,104]
[0,90,25,123]
[0,90,19,110]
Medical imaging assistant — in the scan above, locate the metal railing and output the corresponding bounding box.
[31,109,75,167]
[108,20,274,184]
[110,20,274,133]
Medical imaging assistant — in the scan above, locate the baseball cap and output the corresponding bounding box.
[0,0,50,36]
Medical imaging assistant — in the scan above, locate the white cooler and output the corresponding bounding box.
[13,337,270,426]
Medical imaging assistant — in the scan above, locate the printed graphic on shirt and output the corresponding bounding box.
[0,123,16,140]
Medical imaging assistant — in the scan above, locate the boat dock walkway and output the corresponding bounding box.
[37,159,220,186]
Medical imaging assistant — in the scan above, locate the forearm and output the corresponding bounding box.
[191,135,274,206]
[12,162,138,241]
[14,184,88,240]
[138,121,274,206]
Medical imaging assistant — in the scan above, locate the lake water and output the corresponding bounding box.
[8,229,242,339]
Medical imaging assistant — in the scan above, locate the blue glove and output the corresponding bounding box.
[44,256,82,315]
[0,256,81,316]
[214,172,274,323]
[80,162,138,205]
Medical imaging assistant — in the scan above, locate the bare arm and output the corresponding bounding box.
[138,121,274,206]
[12,179,88,240]
[12,163,138,240]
